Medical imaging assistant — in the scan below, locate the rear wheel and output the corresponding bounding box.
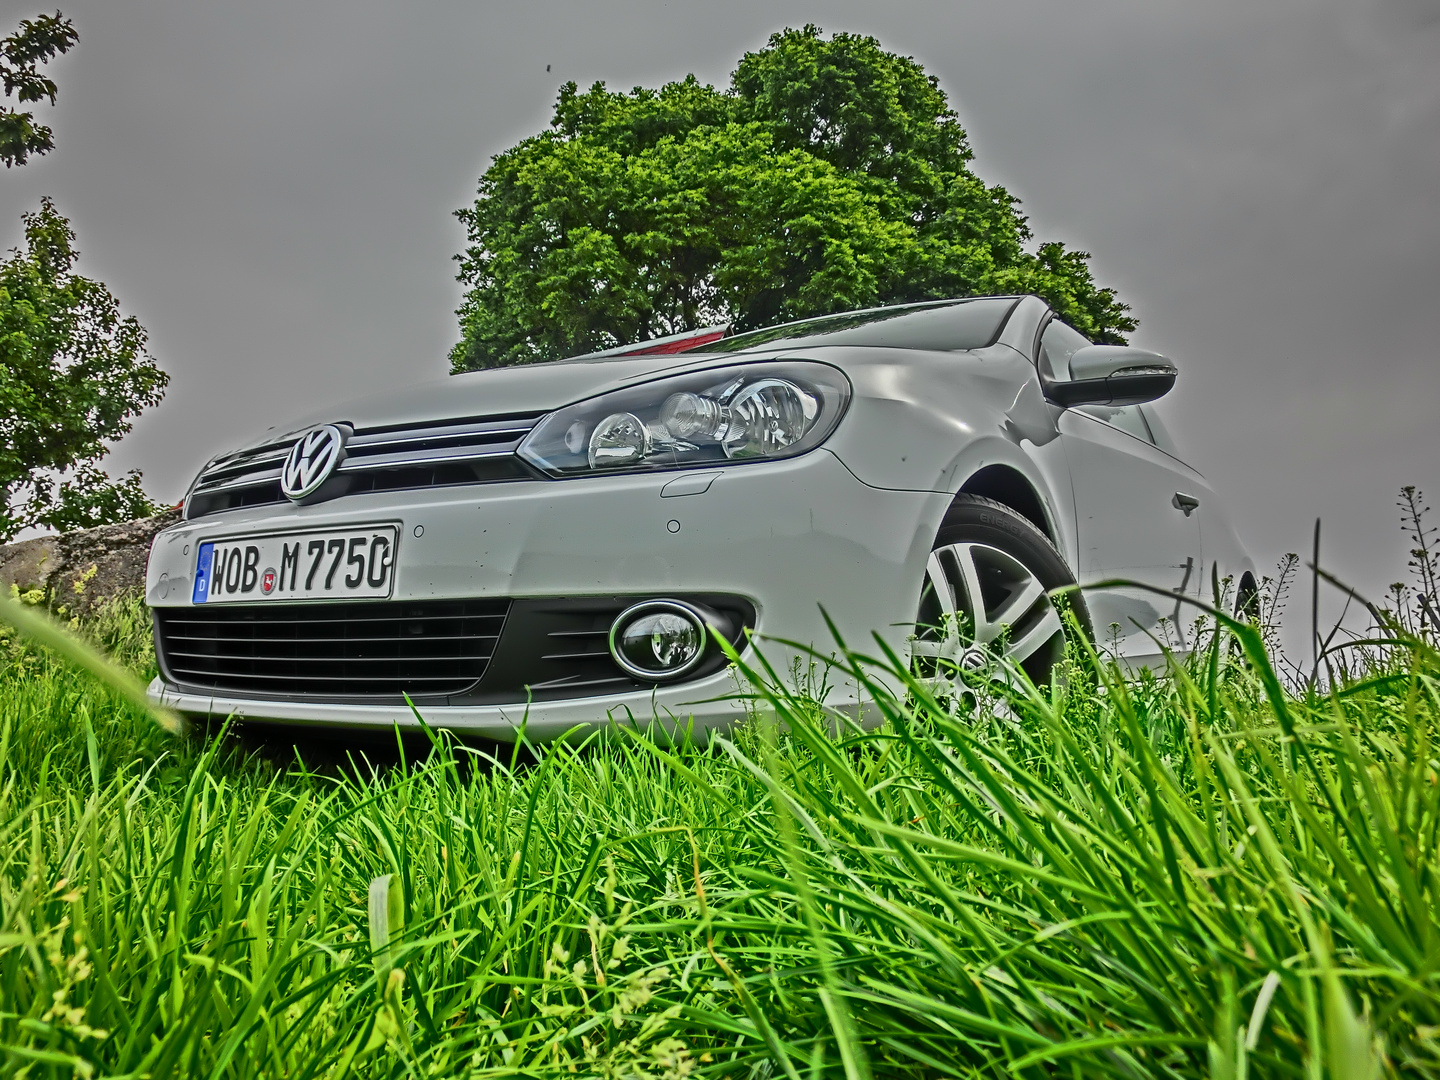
[912,495,1091,690]
[1236,576,1260,626]
[1230,574,1262,662]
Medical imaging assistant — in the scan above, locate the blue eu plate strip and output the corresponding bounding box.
[192,542,214,604]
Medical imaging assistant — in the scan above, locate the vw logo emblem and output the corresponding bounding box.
[281,425,346,502]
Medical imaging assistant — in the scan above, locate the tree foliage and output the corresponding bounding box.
[0,12,167,541]
[0,199,168,541]
[0,12,76,168]
[453,26,1136,371]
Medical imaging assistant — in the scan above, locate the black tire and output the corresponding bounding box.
[1230,575,1261,663]
[1236,576,1260,626]
[915,494,1092,687]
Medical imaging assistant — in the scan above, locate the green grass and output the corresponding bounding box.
[1,590,1438,1078]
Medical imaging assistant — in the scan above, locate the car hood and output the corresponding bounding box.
[221,340,1004,457]
[236,353,719,450]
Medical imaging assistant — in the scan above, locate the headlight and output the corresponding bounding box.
[517,361,851,477]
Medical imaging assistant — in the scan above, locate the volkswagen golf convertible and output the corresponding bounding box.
[145,295,1254,739]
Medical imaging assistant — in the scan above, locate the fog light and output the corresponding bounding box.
[609,600,711,680]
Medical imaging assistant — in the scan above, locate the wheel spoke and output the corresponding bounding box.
[984,576,1046,643]
[910,639,944,660]
[925,552,959,620]
[1003,605,1064,664]
[948,544,989,641]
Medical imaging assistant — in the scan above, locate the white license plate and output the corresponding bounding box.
[191,525,399,604]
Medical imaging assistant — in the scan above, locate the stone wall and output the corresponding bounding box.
[0,511,180,616]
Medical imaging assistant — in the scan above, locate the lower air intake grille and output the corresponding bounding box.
[154,599,510,700]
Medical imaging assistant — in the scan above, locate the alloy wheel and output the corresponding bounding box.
[912,540,1067,689]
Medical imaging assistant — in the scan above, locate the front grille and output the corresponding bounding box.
[186,414,543,519]
[154,599,510,700]
[493,601,639,699]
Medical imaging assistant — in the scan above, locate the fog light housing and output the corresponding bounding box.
[609,600,714,681]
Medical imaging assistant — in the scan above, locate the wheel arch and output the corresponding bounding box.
[954,463,1057,545]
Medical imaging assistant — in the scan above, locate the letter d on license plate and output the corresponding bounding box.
[193,525,399,604]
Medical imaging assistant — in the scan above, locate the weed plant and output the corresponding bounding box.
[1,501,1439,1078]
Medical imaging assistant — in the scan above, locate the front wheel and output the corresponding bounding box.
[912,495,1091,689]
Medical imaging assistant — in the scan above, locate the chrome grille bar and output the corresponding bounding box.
[193,466,283,494]
[344,417,538,452]
[185,413,544,518]
[338,445,522,472]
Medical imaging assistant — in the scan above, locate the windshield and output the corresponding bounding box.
[689,297,1021,354]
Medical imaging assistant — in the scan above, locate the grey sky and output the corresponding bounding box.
[2,0,1437,648]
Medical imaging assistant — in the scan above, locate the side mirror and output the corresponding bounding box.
[1043,345,1178,408]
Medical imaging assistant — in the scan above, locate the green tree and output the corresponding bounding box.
[0,12,168,542]
[0,199,168,541]
[0,12,77,168]
[453,25,1136,371]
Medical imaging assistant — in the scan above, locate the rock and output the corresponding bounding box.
[0,510,181,616]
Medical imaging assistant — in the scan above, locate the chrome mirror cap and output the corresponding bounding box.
[1045,346,1178,408]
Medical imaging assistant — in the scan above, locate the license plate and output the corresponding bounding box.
[192,525,399,604]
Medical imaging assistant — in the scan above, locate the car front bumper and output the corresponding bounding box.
[145,449,946,740]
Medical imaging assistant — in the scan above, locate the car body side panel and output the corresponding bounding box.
[1058,409,1204,662]
[1192,475,1256,609]
[813,346,1077,565]
[1205,497,1255,591]
[1138,406,1256,608]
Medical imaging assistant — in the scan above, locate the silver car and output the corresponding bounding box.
[145,295,1253,739]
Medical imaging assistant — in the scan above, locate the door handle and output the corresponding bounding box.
[1172,492,1200,516]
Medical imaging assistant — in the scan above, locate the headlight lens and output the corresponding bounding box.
[518,361,851,476]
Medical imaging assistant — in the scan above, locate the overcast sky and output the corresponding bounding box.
[2,0,1437,652]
